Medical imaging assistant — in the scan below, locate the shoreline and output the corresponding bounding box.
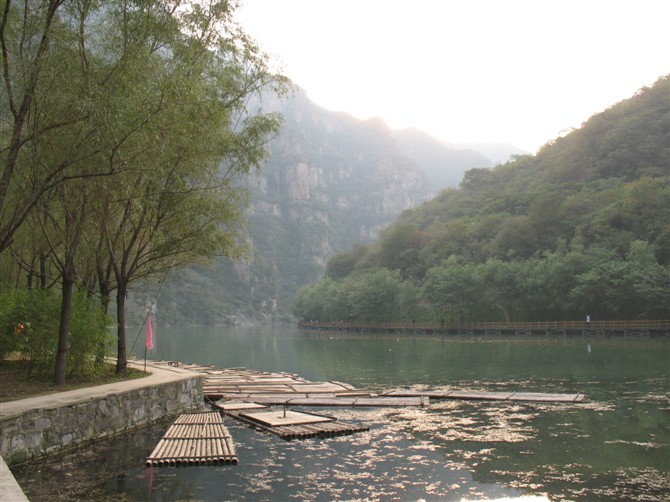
[0,360,204,501]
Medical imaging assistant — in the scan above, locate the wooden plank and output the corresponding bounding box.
[329,381,358,390]
[382,389,450,398]
[509,392,583,402]
[353,396,428,407]
[227,395,427,407]
[214,401,268,411]
[197,364,588,405]
[223,410,369,440]
[206,386,297,392]
[281,397,359,406]
[445,391,515,401]
[239,394,310,402]
[239,410,336,427]
[290,383,355,392]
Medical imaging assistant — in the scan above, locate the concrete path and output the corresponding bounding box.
[0,360,201,501]
[0,456,29,502]
[1,360,199,419]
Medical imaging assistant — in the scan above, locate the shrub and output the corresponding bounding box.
[0,289,112,379]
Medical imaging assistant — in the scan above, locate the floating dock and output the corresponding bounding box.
[298,319,670,337]
[214,402,369,440]
[383,389,586,403]
[145,412,237,466]
[144,362,587,405]
[194,366,585,405]
[143,363,588,460]
[199,367,429,407]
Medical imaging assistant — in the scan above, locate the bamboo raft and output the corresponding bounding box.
[145,412,237,466]
[214,402,369,440]
[149,362,587,405]
[199,367,429,406]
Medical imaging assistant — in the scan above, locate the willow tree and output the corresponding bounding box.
[0,0,96,254]
[2,0,288,382]
[80,0,288,374]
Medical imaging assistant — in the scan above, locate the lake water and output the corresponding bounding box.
[13,326,670,501]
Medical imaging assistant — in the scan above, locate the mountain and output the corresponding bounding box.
[294,75,670,323]
[140,79,621,326]
[143,90,436,325]
[391,128,493,189]
[451,142,529,165]
[391,128,530,191]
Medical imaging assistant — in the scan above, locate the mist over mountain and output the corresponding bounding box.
[144,90,480,325]
[451,142,529,165]
[391,128,493,190]
[391,129,530,190]
[139,72,664,326]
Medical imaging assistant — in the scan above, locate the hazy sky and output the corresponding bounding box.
[237,0,669,153]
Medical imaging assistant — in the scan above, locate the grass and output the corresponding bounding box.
[0,359,148,402]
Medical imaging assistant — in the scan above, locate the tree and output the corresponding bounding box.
[373,224,428,279]
[2,0,288,381]
[344,269,407,322]
[81,0,288,374]
[0,0,98,253]
[325,243,368,280]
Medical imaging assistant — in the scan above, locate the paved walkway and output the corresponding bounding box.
[0,360,201,501]
[0,360,199,419]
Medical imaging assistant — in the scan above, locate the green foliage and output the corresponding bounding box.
[1,0,288,375]
[0,290,112,378]
[293,269,418,323]
[295,76,670,323]
[325,244,369,280]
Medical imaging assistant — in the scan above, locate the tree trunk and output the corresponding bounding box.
[115,281,127,374]
[54,274,74,384]
[40,253,47,288]
[95,284,112,365]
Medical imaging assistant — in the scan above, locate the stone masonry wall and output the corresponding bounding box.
[0,376,203,465]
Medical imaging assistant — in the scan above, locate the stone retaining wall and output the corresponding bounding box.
[0,376,204,465]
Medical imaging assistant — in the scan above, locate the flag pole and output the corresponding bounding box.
[144,304,154,373]
[144,309,149,373]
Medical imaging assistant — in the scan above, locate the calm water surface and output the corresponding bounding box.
[14,326,670,501]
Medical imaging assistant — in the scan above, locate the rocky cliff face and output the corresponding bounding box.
[148,90,506,325]
[148,91,433,325]
[249,92,432,229]
[235,92,433,319]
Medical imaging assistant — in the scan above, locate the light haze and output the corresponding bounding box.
[238,0,669,153]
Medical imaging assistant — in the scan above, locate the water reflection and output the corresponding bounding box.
[12,327,670,501]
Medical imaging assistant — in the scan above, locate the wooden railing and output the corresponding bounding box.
[298,319,670,331]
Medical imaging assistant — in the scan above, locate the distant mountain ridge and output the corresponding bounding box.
[451,142,528,165]
[391,128,528,190]
[391,128,492,189]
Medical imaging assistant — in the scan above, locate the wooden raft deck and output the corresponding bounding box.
[214,402,369,440]
[199,367,428,407]
[383,389,587,403]
[145,412,237,466]
[150,362,587,405]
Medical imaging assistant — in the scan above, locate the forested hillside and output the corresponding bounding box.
[293,75,670,323]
